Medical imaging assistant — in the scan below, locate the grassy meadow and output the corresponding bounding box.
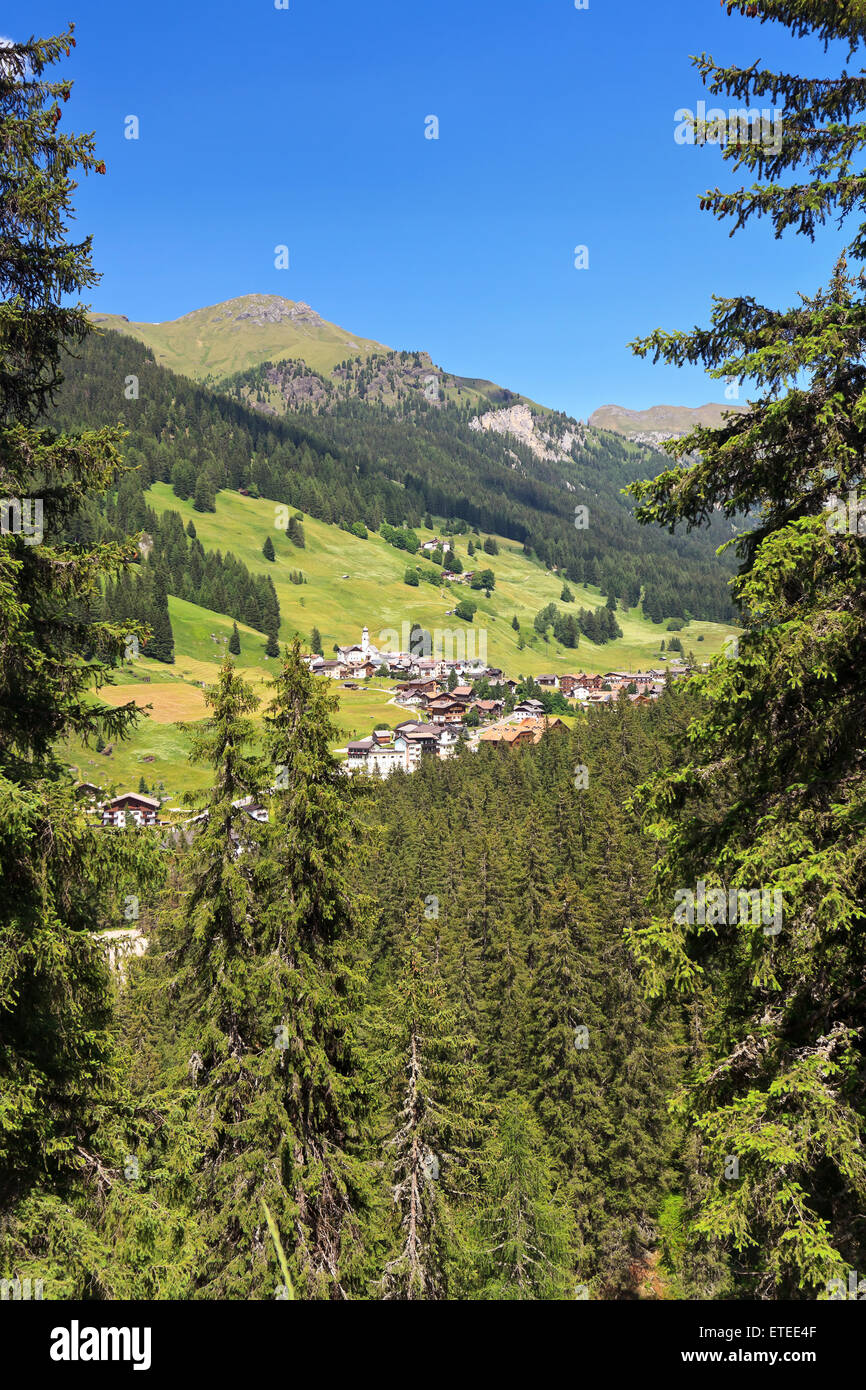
[70,482,738,802]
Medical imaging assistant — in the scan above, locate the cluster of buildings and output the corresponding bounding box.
[393,678,508,724]
[417,536,479,584]
[346,721,462,776]
[535,668,683,704]
[303,625,490,683]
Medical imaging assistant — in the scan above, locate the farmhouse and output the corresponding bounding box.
[514,698,545,716]
[101,793,161,828]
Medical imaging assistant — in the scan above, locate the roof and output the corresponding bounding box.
[106,793,161,809]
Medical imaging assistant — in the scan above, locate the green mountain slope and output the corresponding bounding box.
[51,329,738,624]
[89,294,390,382]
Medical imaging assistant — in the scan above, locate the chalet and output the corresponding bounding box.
[101,793,161,828]
[472,698,504,718]
[514,698,545,716]
[346,737,375,770]
[478,715,566,748]
[420,537,444,553]
[312,659,345,680]
[75,781,104,802]
[394,678,442,706]
[519,715,567,738]
[537,674,560,690]
[426,696,468,725]
[450,684,474,703]
[480,725,536,748]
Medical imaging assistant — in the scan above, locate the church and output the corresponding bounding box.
[335,625,411,671]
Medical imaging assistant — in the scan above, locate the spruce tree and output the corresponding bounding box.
[0,26,157,1291]
[380,906,485,1299]
[163,660,282,1297]
[228,621,241,655]
[472,1095,575,1300]
[262,534,275,562]
[260,640,379,1297]
[626,0,866,1296]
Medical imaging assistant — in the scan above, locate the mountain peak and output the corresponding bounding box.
[181,294,327,331]
[88,294,389,380]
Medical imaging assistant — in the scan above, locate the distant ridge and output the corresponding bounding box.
[589,401,748,445]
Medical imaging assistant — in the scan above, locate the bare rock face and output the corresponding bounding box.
[469,403,582,463]
[224,295,327,329]
[264,361,333,408]
[287,301,326,327]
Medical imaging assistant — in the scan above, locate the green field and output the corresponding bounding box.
[144,482,738,676]
[72,482,737,801]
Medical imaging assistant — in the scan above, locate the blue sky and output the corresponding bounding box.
[11,0,852,418]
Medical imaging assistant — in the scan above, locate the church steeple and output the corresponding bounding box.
[362,625,370,656]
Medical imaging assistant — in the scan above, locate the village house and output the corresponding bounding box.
[449,684,474,704]
[311,658,346,680]
[100,793,161,828]
[425,695,468,725]
[394,677,442,707]
[345,721,462,777]
[471,698,504,718]
[479,714,567,749]
[514,697,545,716]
